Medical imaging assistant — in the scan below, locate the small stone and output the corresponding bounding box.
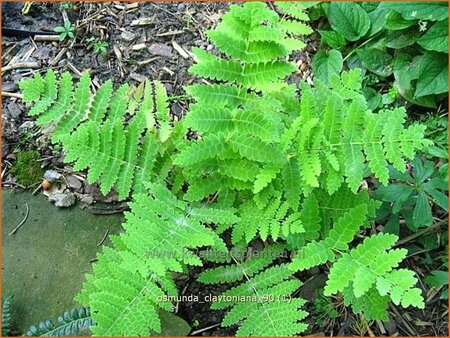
[2,144,10,158]
[34,45,51,60]
[206,44,214,51]
[42,180,52,190]
[66,175,83,190]
[57,59,67,67]
[130,17,156,27]
[120,31,136,42]
[83,183,97,195]
[5,153,16,161]
[48,192,76,208]
[129,72,147,83]
[2,82,17,92]
[79,195,94,205]
[19,121,35,131]
[6,101,21,119]
[148,43,173,57]
[177,3,185,12]
[44,170,62,182]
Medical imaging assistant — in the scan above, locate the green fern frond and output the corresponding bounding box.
[174,133,227,166]
[199,246,308,336]
[282,158,302,209]
[233,195,304,244]
[19,71,175,200]
[275,2,312,21]
[324,233,424,310]
[343,286,390,321]
[24,307,92,336]
[76,183,229,335]
[198,244,285,284]
[185,84,243,107]
[52,72,91,142]
[289,204,368,271]
[288,195,424,319]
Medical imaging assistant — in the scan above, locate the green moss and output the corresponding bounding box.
[11,150,44,187]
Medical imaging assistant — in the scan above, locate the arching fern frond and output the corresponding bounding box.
[289,215,425,320]
[24,307,93,336]
[19,71,176,200]
[198,245,308,336]
[324,234,425,310]
[76,182,231,336]
[281,69,432,194]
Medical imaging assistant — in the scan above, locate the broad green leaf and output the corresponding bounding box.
[360,3,379,12]
[422,177,448,211]
[367,6,388,36]
[312,49,343,84]
[384,11,416,30]
[393,55,437,108]
[362,87,381,110]
[383,214,400,236]
[377,184,414,203]
[318,30,346,49]
[425,271,448,287]
[415,52,448,98]
[380,2,448,21]
[401,288,425,309]
[426,145,448,159]
[418,20,448,53]
[356,48,392,77]
[412,157,434,183]
[385,28,421,49]
[327,3,370,41]
[412,191,433,229]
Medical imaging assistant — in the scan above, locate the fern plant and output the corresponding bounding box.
[175,0,430,246]
[18,2,432,336]
[175,1,312,204]
[19,71,178,200]
[176,2,430,209]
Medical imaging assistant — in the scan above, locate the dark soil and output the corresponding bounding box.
[1,2,447,337]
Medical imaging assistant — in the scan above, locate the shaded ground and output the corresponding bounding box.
[2,190,124,333]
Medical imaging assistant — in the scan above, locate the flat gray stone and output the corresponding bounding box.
[48,192,76,208]
[65,175,82,191]
[148,43,173,57]
[120,31,136,42]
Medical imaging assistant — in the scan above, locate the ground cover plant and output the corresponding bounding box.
[3,1,448,336]
[312,2,448,108]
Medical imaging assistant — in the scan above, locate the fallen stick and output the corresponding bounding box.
[34,35,60,42]
[189,323,221,336]
[1,91,23,99]
[49,47,68,66]
[3,61,40,73]
[8,203,30,235]
[97,229,110,247]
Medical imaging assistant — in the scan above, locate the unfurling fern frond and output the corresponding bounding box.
[76,183,231,336]
[19,70,176,200]
[198,244,308,336]
[24,307,93,336]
